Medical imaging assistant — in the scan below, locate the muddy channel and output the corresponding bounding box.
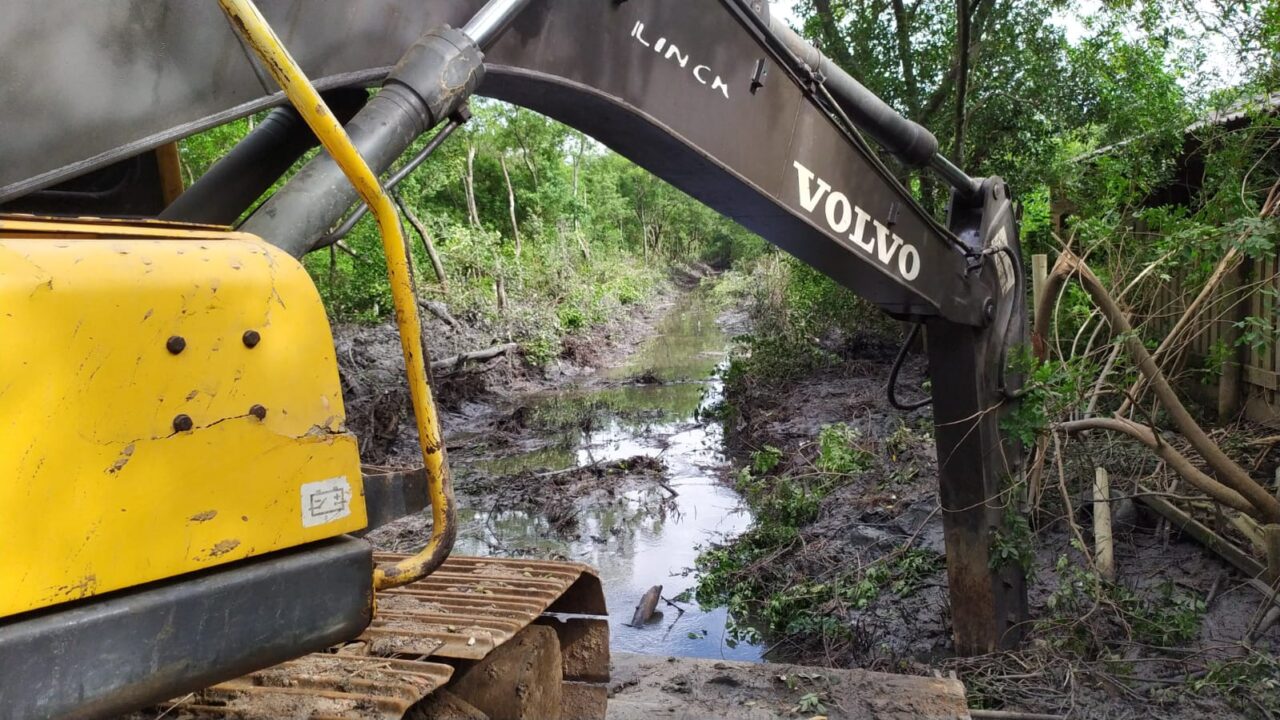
[369,287,762,660]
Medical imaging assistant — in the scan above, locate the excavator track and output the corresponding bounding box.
[135,554,609,720]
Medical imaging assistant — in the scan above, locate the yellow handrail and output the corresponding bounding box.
[218,0,455,590]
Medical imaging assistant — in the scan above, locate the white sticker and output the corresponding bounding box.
[300,476,352,528]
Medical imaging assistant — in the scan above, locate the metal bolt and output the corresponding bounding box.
[173,414,194,432]
[249,404,267,421]
[166,336,186,354]
[242,330,261,348]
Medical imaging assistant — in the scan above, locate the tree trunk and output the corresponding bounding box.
[495,273,508,311]
[396,194,448,289]
[811,0,858,73]
[493,251,508,312]
[889,0,921,116]
[953,0,971,163]
[499,154,522,258]
[572,133,585,236]
[508,118,540,190]
[464,144,480,228]
[571,134,591,261]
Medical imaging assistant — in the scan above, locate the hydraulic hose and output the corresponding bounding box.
[159,90,368,225]
[217,0,455,590]
[766,14,982,198]
[313,119,462,251]
[887,323,932,411]
[767,20,938,167]
[240,28,483,258]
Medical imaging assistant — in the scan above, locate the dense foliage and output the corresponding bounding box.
[179,100,758,361]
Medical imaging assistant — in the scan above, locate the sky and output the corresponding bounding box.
[774,0,803,25]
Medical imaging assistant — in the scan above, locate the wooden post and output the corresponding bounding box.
[1031,254,1048,325]
[154,142,185,206]
[1266,525,1280,583]
[1093,467,1114,581]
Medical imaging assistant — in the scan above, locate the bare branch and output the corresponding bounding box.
[1036,251,1280,522]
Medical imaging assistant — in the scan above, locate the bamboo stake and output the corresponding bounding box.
[1266,525,1280,583]
[1094,467,1114,581]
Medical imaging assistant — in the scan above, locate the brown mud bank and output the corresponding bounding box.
[343,280,690,557]
[334,277,686,466]
[708,330,1280,718]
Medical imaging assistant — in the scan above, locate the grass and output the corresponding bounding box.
[694,423,941,648]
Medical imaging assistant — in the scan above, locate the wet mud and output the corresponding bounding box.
[717,332,1275,719]
[341,279,1276,718]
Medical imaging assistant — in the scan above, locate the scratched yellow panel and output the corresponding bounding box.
[0,222,366,618]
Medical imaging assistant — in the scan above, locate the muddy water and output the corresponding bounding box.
[452,289,762,661]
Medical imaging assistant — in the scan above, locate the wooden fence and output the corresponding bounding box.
[1034,254,1280,426]
[1150,257,1280,424]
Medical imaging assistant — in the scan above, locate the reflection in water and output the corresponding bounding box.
[453,289,762,660]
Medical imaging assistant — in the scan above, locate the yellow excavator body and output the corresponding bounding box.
[0,217,366,619]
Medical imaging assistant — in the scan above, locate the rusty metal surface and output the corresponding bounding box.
[142,655,454,720]
[136,555,606,719]
[369,554,604,661]
[925,180,1029,654]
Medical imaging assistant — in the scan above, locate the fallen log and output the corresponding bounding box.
[1056,418,1254,516]
[418,299,460,329]
[431,343,519,374]
[1036,251,1280,523]
[1139,493,1263,578]
[970,711,1066,720]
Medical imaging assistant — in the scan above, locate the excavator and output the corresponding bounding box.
[0,0,1029,717]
